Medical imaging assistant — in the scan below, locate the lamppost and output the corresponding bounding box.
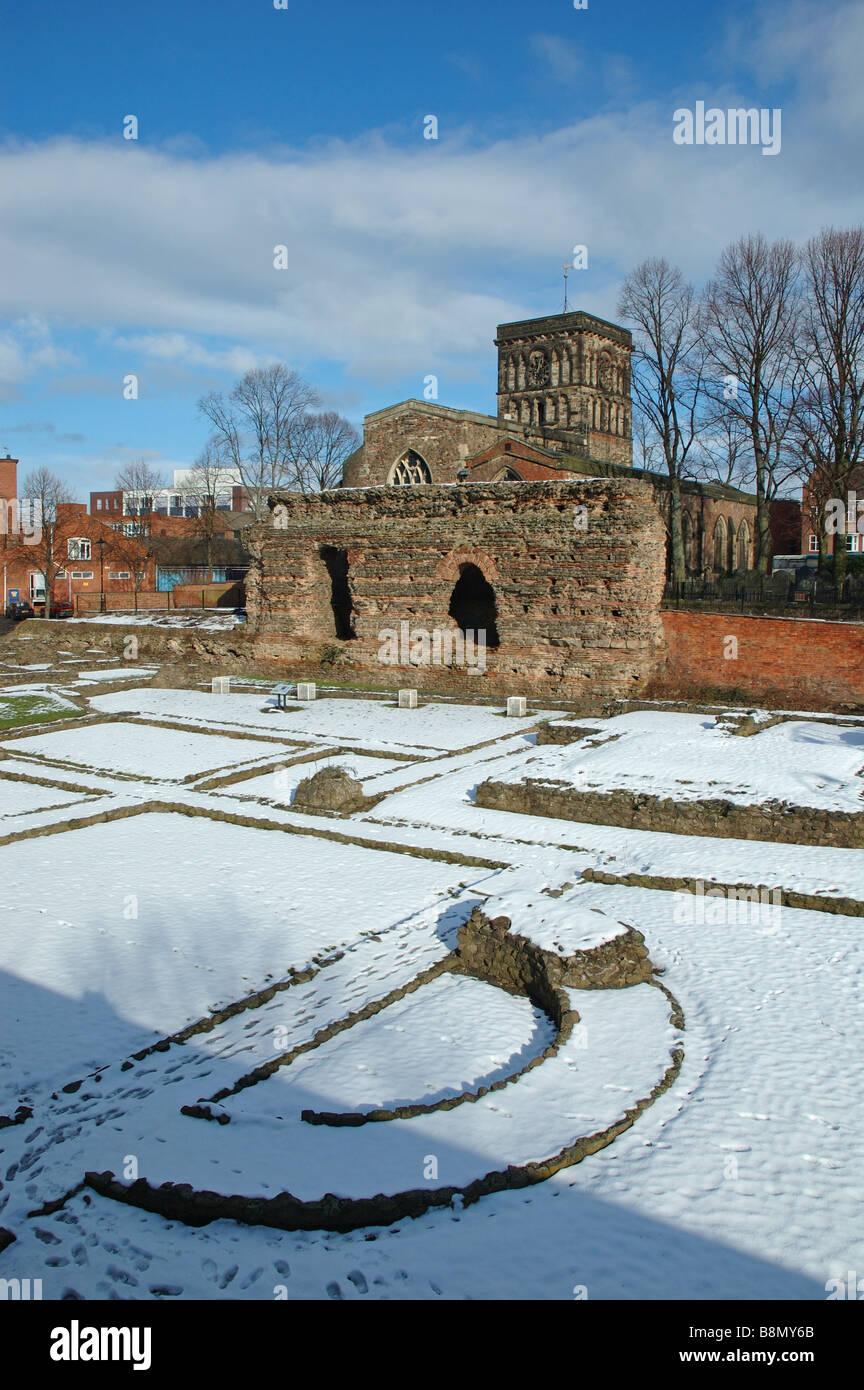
[97,536,106,612]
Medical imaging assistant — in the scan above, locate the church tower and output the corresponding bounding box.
[495,310,633,467]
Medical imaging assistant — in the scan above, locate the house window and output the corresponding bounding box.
[808,534,819,552]
[68,538,91,561]
[108,571,131,580]
[96,498,102,510]
[70,570,94,580]
[845,533,859,553]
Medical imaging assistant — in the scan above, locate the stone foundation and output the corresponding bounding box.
[475,780,864,849]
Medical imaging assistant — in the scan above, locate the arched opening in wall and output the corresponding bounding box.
[713,518,728,572]
[448,563,500,648]
[319,546,356,640]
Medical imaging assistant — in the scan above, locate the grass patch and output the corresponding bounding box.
[0,695,79,729]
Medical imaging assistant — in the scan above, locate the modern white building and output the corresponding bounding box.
[124,467,246,518]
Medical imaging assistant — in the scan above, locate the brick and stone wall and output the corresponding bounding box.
[495,312,633,467]
[343,402,506,487]
[655,609,864,710]
[248,480,667,697]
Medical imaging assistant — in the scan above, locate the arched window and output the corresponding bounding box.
[681,510,693,574]
[737,518,750,571]
[713,517,728,572]
[491,467,522,481]
[389,450,431,485]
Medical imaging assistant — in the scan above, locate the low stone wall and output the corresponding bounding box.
[580,867,864,919]
[80,907,682,1235]
[475,780,864,849]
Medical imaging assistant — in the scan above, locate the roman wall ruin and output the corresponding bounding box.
[247,479,667,697]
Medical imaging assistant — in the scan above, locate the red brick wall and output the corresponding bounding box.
[656,609,864,710]
[0,457,17,502]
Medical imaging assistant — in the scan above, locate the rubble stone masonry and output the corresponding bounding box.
[247,480,666,698]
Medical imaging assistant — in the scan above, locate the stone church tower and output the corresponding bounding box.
[495,310,633,466]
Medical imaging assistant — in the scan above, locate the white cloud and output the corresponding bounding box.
[530,34,584,83]
[0,17,861,394]
[113,332,259,374]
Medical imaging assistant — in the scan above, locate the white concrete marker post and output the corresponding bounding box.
[506,696,527,717]
[398,689,418,709]
[297,682,317,701]
[212,676,231,694]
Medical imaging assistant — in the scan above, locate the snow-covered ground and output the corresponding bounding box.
[66,611,245,630]
[8,720,297,781]
[0,680,862,1300]
[75,666,160,684]
[497,710,864,814]
[0,776,92,818]
[90,688,554,753]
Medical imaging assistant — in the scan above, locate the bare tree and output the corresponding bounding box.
[702,235,802,572]
[110,522,156,600]
[791,226,864,585]
[631,408,663,473]
[294,411,361,492]
[694,411,753,491]
[198,364,320,520]
[618,259,706,582]
[115,459,166,516]
[183,441,235,580]
[12,468,74,618]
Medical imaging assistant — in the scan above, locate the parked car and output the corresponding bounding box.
[30,600,74,619]
[4,600,35,621]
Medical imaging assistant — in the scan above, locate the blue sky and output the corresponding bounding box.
[0,0,861,495]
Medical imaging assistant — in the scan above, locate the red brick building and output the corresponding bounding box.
[1,459,158,610]
[800,464,864,558]
[89,490,124,520]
